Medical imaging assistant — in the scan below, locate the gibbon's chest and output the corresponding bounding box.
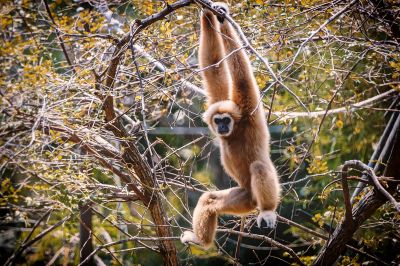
[220,138,255,188]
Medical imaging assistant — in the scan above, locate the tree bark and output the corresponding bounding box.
[121,143,179,266]
[79,203,94,266]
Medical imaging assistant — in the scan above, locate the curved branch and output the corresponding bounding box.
[343,160,400,212]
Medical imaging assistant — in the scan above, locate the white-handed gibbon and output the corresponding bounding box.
[180,2,281,249]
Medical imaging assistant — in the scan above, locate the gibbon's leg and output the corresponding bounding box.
[214,3,260,113]
[250,161,281,228]
[199,9,231,105]
[181,187,255,248]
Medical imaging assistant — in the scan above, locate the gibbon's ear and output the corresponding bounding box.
[203,100,242,124]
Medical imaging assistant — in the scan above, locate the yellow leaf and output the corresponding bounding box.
[336,120,343,129]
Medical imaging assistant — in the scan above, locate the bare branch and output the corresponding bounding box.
[275,88,398,120]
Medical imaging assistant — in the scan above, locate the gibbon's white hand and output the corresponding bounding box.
[212,2,229,15]
[257,210,277,228]
[212,2,229,23]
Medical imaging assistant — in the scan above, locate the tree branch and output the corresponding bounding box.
[343,160,400,212]
[274,88,398,120]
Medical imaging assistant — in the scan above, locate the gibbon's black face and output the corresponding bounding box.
[212,113,234,136]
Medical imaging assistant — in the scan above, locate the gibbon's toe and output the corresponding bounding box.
[180,231,199,245]
[256,210,277,228]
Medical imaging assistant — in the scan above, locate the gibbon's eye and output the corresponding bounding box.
[222,117,231,124]
[214,118,221,124]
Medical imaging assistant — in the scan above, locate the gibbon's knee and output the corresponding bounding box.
[250,161,281,211]
[250,161,269,177]
[197,192,218,208]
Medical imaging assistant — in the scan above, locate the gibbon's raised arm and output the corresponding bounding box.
[220,19,260,114]
[181,3,281,250]
[199,10,231,105]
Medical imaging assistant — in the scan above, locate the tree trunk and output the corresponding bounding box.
[122,142,179,266]
[79,203,94,266]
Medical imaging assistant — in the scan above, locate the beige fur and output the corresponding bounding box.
[181,4,281,249]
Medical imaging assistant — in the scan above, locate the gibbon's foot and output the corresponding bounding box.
[212,2,229,23]
[180,231,201,246]
[257,210,277,228]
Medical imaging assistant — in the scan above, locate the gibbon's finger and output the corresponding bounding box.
[257,215,262,227]
[257,210,277,228]
[212,2,229,14]
[212,2,229,23]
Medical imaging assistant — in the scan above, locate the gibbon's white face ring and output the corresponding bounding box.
[212,113,234,137]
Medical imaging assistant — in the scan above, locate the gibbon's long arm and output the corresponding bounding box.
[220,20,260,114]
[199,10,231,105]
[250,160,281,227]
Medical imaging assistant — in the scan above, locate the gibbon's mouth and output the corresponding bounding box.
[218,129,230,135]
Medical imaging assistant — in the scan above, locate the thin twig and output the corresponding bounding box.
[275,88,398,119]
[43,0,75,74]
[217,228,305,266]
[79,236,180,266]
[280,0,359,74]
[234,216,245,261]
